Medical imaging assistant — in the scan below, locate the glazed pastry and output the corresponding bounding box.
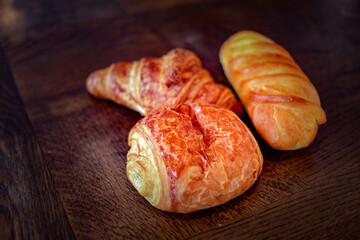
[86,48,242,116]
[126,103,263,213]
[220,30,326,150]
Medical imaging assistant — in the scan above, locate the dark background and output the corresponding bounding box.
[0,0,359,239]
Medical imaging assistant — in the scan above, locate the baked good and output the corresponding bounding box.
[126,102,263,213]
[220,30,326,150]
[86,48,242,116]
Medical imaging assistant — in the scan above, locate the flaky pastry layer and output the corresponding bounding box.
[86,48,242,116]
[126,103,263,213]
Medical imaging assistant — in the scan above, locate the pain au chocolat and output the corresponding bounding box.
[86,48,242,116]
[126,103,263,213]
[220,30,326,150]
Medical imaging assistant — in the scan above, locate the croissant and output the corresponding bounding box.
[126,102,263,213]
[220,30,326,150]
[86,48,242,116]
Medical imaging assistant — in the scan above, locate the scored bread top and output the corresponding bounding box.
[220,31,326,150]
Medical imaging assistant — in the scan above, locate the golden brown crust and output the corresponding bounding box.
[86,48,242,116]
[126,103,263,213]
[220,30,326,150]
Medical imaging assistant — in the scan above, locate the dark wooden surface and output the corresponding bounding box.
[1,0,359,239]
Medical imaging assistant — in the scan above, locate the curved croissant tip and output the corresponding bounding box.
[85,72,97,93]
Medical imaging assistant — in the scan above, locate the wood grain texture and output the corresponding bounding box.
[191,166,360,239]
[0,46,75,239]
[1,0,360,239]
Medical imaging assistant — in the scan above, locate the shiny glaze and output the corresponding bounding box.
[86,48,242,116]
[131,103,263,212]
[220,31,326,150]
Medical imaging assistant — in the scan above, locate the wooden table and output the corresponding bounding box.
[1,0,359,239]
